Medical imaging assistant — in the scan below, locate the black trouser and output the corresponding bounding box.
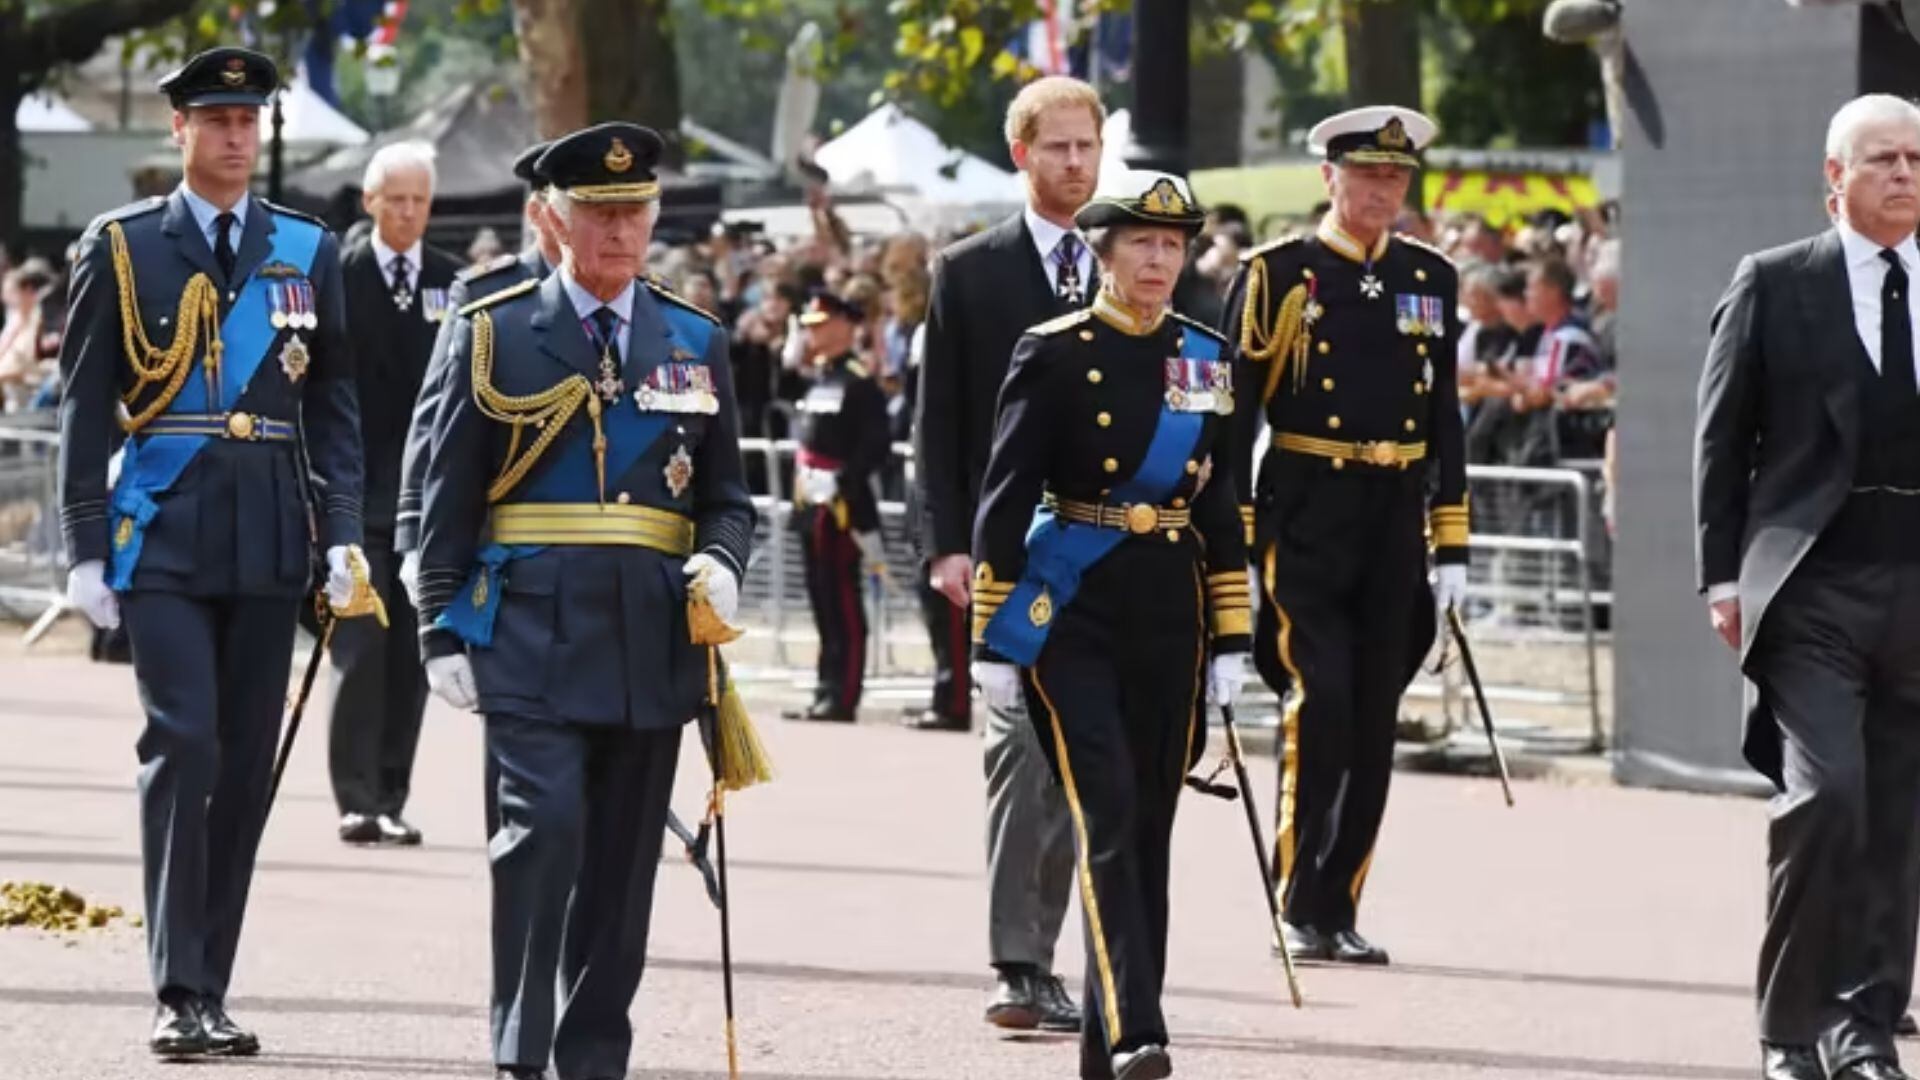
[800,504,865,713]
[1253,462,1427,934]
[325,528,428,818]
[486,714,681,1079]
[1021,538,1207,1079]
[918,558,971,722]
[1747,549,1920,1073]
[122,590,301,1003]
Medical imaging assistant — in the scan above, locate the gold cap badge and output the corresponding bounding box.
[221,58,247,87]
[605,137,634,174]
[1378,117,1409,150]
[1141,178,1188,217]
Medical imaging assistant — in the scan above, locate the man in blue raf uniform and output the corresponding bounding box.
[789,290,889,723]
[56,46,369,1059]
[414,122,754,1080]
[1222,105,1468,968]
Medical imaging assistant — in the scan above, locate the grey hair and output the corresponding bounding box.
[1825,94,1920,166]
[362,140,438,195]
[542,186,663,228]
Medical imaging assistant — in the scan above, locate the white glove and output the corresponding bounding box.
[325,545,359,609]
[972,661,1023,714]
[1434,564,1468,613]
[801,469,838,504]
[854,530,884,569]
[425,654,478,710]
[1207,653,1250,706]
[684,553,740,624]
[65,559,119,631]
[398,551,422,607]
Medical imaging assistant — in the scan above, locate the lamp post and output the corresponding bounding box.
[1123,0,1190,173]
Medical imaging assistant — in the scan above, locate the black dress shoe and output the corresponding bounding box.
[1834,1059,1916,1080]
[376,813,422,846]
[495,1068,547,1080]
[1034,972,1081,1032]
[198,997,260,1057]
[339,812,380,844]
[149,998,208,1059]
[1761,1044,1822,1080]
[985,970,1041,1030]
[1113,1044,1173,1080]
[1275,921,1333,962]
[902,708,970,732]
[1330,928,1390,965]
[1901,1013,1918,1038]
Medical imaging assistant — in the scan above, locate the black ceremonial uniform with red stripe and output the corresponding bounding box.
[1222,220,1467,943]
[972,293,1250,1078]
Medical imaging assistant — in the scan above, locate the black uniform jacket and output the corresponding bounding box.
[796,352,891,533]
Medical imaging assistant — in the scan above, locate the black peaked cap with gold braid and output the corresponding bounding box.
[534,123,665,204]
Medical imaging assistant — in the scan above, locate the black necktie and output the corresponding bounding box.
[390,255,414,311]
[1883,249,1914,397]
[590,306,624,401]
[214,212,237,281]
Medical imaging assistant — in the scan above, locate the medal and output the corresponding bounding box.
[1360,273,1384,300]
[663,444,694,498]
[269,284,288,330]
[279,336,310,382]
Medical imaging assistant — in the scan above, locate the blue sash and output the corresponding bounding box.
[439,285,715,647]
[107,214,323,589]
[983,331,1220,666]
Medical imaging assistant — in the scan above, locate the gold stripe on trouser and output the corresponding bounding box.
[1262,544,1305,916]
[1350,849,1376,906]
[1029,668,1124,1043]
[1180,562,1205,792]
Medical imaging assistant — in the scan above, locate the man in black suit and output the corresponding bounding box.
[910,75,1102,1033]
[327,141,461,847]
[1696,94,1920,1080]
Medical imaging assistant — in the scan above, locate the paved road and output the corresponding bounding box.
[0,654,1778,1079]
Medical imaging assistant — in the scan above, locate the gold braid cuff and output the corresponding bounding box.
[470,311,607,504]
[109,222,224,433]
[1430,502,1470,549]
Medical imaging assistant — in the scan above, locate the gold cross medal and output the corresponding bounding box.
[664,444,694,498]
[279,335,310,382]
[595,348,624,403]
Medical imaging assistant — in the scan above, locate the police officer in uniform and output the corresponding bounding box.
[413,123,754,1080]
[790,291,889,722]
[973,170,1252,1080]
[1222,106,1468,966]
[56,47,371,1058]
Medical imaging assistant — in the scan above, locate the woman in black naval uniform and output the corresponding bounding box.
[971,170,1253,1080]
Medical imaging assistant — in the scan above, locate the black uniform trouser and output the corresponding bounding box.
[122,590,301,1002]
[486,714,681,1080]
[918,559,972,722]
[1747,550,1920,1073]
[1254,463,1427,933]
[1021,541,1207,1079]
[800,504,865,713]
[325,528,428,817]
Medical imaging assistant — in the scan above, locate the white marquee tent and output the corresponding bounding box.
[814,104,1021,206]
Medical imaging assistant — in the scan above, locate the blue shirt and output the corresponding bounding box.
[177,183,251,259]
[560,266,634,357]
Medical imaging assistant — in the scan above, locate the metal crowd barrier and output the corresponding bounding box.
[0,423,70,643]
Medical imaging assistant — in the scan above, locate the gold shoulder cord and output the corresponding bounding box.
[1236,257,1312,408]
[469,311,607,503]
[108,222,223,433]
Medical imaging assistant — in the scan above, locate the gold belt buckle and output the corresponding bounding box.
[226,413,257,440]
[1357,441,1397,467]
[1124,503,1159,535]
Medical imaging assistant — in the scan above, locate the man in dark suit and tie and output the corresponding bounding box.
[327,141,461,846]
[1696,93,1920,1080]
[910,75,1102,1032]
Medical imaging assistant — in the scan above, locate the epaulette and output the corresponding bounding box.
[644,277,721,325]
[457,253,521,283]
[1170,311,1227,344]
[1394,232,1456,269]
[1026,308,1094,336]
[258,198,327,229]
[459,276,539,316]
[1239,233,1306,263]
[86,197,164,235]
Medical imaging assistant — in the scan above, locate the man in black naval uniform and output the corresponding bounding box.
[328,140,461,846]
[414,123,754,1080]
[56,47,371,1058]
[790,290,890,722]
[1222,105,1468,966]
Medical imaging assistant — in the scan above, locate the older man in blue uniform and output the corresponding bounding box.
[56,46,370,1059]
[413,123,754,1080]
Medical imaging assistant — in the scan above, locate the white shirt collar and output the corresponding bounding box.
[370,231,422,277]
[178,183,249,245]
[1024,204,1085,264]
[1836,217,1920,275]
[559,265,635,327]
